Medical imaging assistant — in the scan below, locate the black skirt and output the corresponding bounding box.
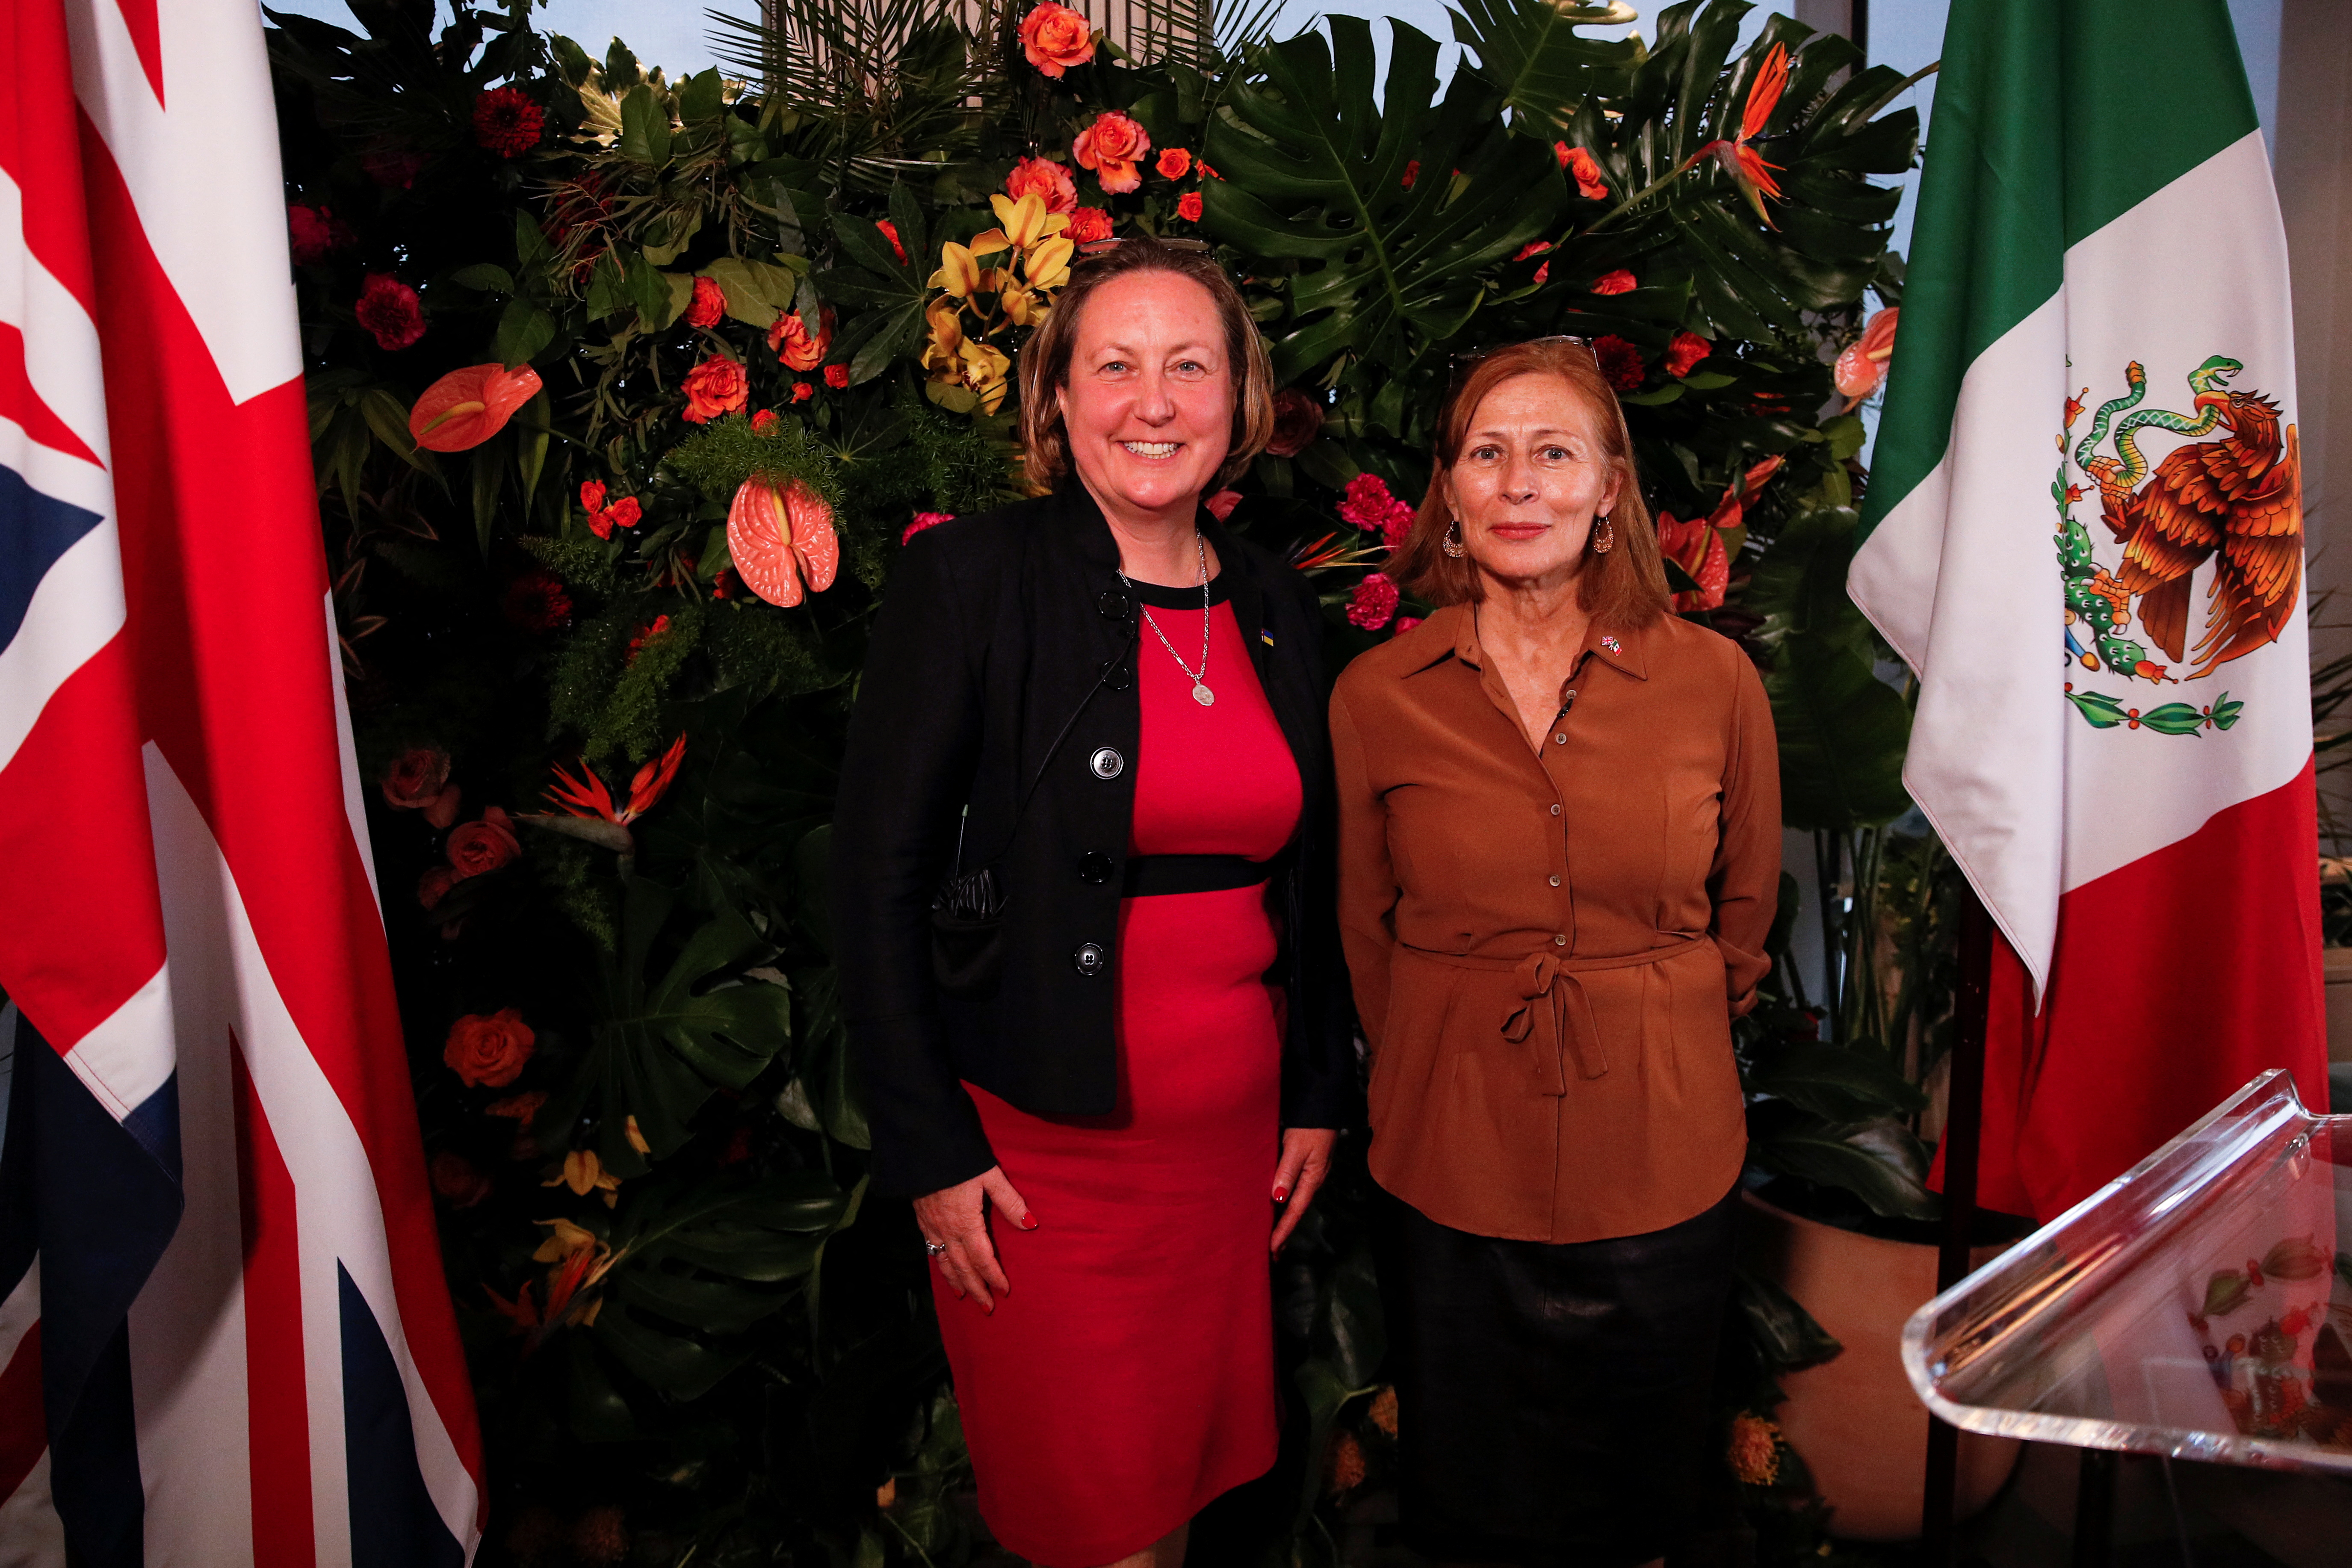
[1375,1181,1740,1567]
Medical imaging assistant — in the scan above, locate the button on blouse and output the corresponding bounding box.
[1329,603,1782,1243]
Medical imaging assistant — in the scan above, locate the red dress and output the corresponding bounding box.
[938,580,1301,1566]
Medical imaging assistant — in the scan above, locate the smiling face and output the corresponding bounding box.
[1056,269,1235,526]
[1442,372,1625,593]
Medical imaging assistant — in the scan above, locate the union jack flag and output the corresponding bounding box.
[0,3,481,1562]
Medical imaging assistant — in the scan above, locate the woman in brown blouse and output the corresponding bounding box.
[1330,338,1780,1567]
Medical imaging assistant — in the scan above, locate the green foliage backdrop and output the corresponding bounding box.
[269,1,1945,1561]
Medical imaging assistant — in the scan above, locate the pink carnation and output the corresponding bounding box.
[1347,573,1401,631]
[1338,472,1399,531]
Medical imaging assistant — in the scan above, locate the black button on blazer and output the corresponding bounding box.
[830,484,1359,1196]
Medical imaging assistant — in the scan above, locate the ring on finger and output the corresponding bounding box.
[925,1239,950,1258]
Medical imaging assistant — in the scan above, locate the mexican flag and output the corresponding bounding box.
[1849,0,2326,1221]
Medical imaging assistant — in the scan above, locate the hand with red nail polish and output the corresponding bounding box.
[913,1164,1034,1312]
[1269,1128,1339,1253]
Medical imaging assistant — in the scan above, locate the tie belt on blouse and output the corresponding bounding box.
[1403,933,1711,1096]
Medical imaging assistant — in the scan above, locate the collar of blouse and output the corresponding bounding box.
[1415,601,1653,685]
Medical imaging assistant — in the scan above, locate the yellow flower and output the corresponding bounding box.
[928,241,982,298]
[532,1216,601,1264]
[999,279,1044,328]
[988,191,1070,251]
[1024,234,1075,293]
[957,340,1013,413]
[624,1115,651,1156]
[921,300,967,374]
[543,1148,621,1200]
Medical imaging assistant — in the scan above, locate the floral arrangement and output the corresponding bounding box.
[269,1,1924,1561]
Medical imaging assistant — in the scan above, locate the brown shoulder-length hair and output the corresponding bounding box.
[1389,338,1672,630]
[1017,238,1276,490]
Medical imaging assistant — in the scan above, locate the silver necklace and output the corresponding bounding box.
[1119,534,1214,707]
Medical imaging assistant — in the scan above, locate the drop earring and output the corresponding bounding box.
[1442,517,1467,558]
[1591,513,1615,555]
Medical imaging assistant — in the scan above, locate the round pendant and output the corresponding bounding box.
[1192,682,1215,707]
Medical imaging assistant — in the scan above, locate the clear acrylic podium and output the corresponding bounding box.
[1903,1070,2352,1476]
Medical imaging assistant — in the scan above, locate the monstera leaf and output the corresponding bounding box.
[1556,3,1917,345]
[548,878,793,1178]
[1450,0,1640,135]
[1203,16,1567,382]
[592,1170,855,1400]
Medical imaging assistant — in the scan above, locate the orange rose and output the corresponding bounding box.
[1073,111,1150,195]
[1175,191,1202,223]
[1065,207,1112,244]
[767,306,835,373]
[443,1007,535,1088]
[1560,144,1609,201]
[1019,3,1095,78]
[680,355,748,424]
[1005,155,1077,216]
[1590,268,1637,295]
[447,805,520,880]
[1155,147,1191,180]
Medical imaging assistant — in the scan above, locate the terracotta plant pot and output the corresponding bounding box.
[1740,1191,2023,1541]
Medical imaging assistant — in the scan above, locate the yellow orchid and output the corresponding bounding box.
[624,1114,651,1156]
[1025,234,1075,293]
[928,241,982,298]
[542,1147,622,1205]
[532,1216,602,1264]
[921,299,966,374]
[965,229,1014,260]
[1000,281,1043,328]
[957,340,1013,413]
[989,191,1069,251]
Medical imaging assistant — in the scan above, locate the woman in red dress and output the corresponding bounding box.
[832,239,1356,1567]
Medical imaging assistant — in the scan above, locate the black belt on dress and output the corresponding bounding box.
[1123,854,1271,897]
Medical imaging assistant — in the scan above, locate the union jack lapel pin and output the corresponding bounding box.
[1601,634,1622,655]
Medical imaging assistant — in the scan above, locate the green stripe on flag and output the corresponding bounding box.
[1858,0,2261,540]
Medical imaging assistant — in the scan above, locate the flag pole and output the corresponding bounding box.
[1919,886,1992,1562]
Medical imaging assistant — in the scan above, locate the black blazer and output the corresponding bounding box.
[831,484,1359,1196]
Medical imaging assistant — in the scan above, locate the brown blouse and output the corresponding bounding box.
[1330,602,1781,1243]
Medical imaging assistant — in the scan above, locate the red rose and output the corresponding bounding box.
[1156,148,1192,180]
[681,355,749,423]
[360,146,423,189]
[1348,572,1401,631]
[580,482,641,539]
[417,865,458,911]
[1019,2,1096,77]
[355,272,425,351]
[685,275,725,328]
[1005,157,1077,216]
[903,512,954,544]
[1073,111,1150,195]
[503,569,573,633]
[429,1150,492,1208]
[443,1007,535,1088]
[712,567,743,599]
[1204,490,1242,522]
[768,306,835,372]
[287,204,353,266]
[1664,329,1712,378]
[381,746,452,810]
[1593,335,1646,391]
[472,86,544,159]
[1591,268,1638,295]
[751,408,780,434]
[1267,387,1324,458]
[1064,207,1113,244]
[1402,159,1420,189]
[626,615,673,663]
[1175,191,1203,223]
[447,806,520,880]
[824,363,850,390]
[1561,145,1609,201]
[791,381,813,403]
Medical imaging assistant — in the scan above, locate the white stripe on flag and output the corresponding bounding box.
[0,170,113,470]
[57,961,173,1120]
[325,591,383,916]
[62,0,301,407]
[0,515,127,775]
[144,749,480,1565]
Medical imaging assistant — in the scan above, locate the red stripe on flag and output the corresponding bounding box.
[233,1031,316,1568]
[76,112,481,1490]
[0,321,101,466]
[0,634,169,1055]
[0,0,100,312]
[1955,758,2328,1222]
[110,0,168,108]
[0,1320,42,1499]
